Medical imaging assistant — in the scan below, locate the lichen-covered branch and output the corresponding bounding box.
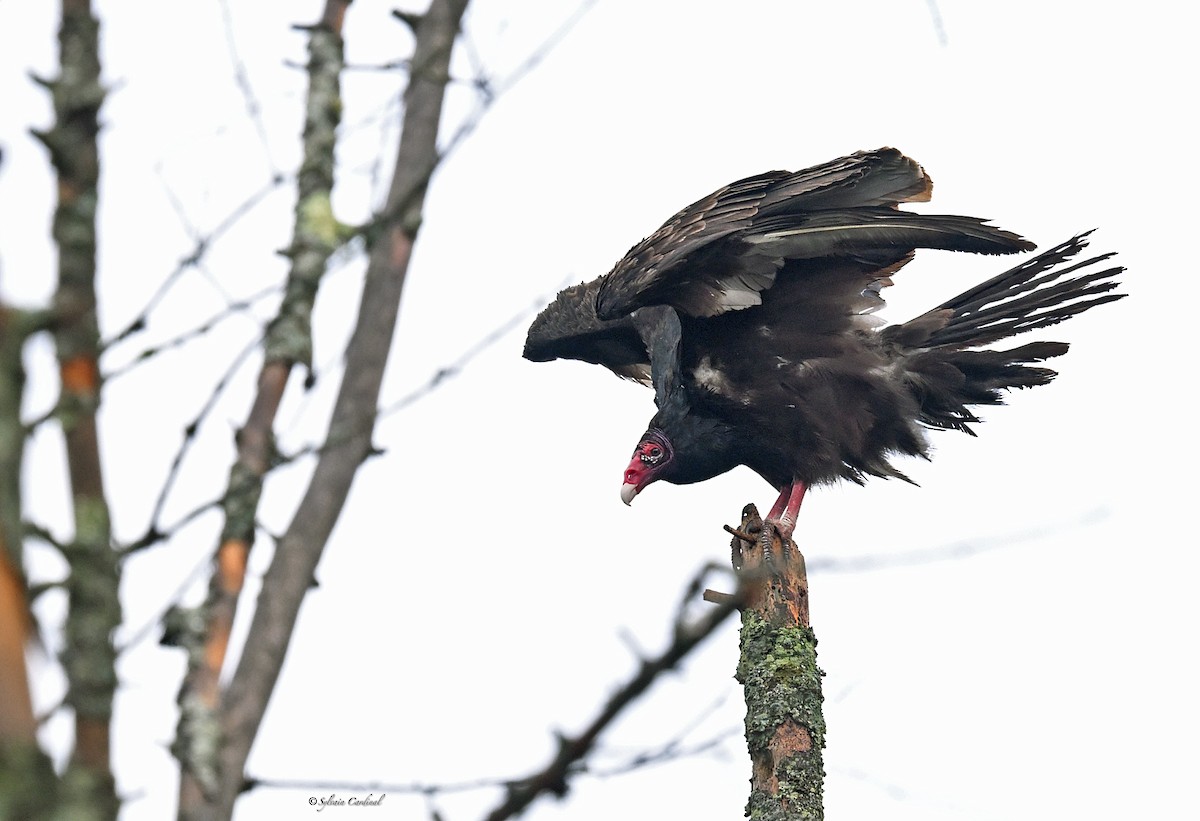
[172,2,353,816]
[194,0,468,817]
[31,0,120,815]
[731,505,826,820]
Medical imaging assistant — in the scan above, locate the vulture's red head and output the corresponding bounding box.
[620,429,674,505]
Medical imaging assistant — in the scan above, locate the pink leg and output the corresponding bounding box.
[772,481,808,541]
[765,482,792,521]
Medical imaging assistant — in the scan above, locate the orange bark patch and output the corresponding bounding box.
[771,719,813,758]
[751,721,814,798]
[60,354,99,395]
[217,539,248,595]
[0,553,37,742]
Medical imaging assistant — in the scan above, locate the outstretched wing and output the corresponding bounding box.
[595,148,1032,321]
[522,278,651,382]
[520,283,690,407]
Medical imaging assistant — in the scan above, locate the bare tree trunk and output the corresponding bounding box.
[730,504,826,819]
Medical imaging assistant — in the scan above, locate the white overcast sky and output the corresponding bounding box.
[1,2,1197,820]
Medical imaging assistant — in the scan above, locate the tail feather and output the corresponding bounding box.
[949,248,1119,316]
[892,232,1124,434]
[930,286,1124,348]
[936,232,1097,308]
[922,233,1125,349]
[906,342,1069,433]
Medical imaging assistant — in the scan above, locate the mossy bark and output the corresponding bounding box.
[36,1,121,816]
[731,505,825,820]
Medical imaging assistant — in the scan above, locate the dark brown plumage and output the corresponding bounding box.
[523,148,1124,537]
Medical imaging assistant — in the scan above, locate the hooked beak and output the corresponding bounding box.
[621,431,669,506]
[622,459,651,506]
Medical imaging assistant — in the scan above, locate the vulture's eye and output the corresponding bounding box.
[640,444,664,464]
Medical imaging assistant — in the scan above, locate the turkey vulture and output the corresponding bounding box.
[523,148,1123,540]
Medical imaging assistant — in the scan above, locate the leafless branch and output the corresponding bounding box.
[245,724,740,796]
[122,336,261,555]
[925,0,949,46]
[104,285,277,380]
[103,177,285,349]
[482,568,741,821]
[243,584,740,811]
[381,281,571,415]
[807,506,1108,574]
[217,0,281,176]
[590,726,740,779]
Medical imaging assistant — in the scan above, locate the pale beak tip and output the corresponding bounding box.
[620,483,639,506]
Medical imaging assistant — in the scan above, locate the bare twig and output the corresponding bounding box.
[381,284,570,415]
[104,285,277,381]
[240,569,740,814]
[103,177,285,350]
[806,506,1109,574]
[482,578,741,821]
[122,336,261,555]
[218,0,281,175]
[245,712,739,796]
[925,0,949,47]
[271,279,570,467]
[334,0,599,257]
[591,726,740,779]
